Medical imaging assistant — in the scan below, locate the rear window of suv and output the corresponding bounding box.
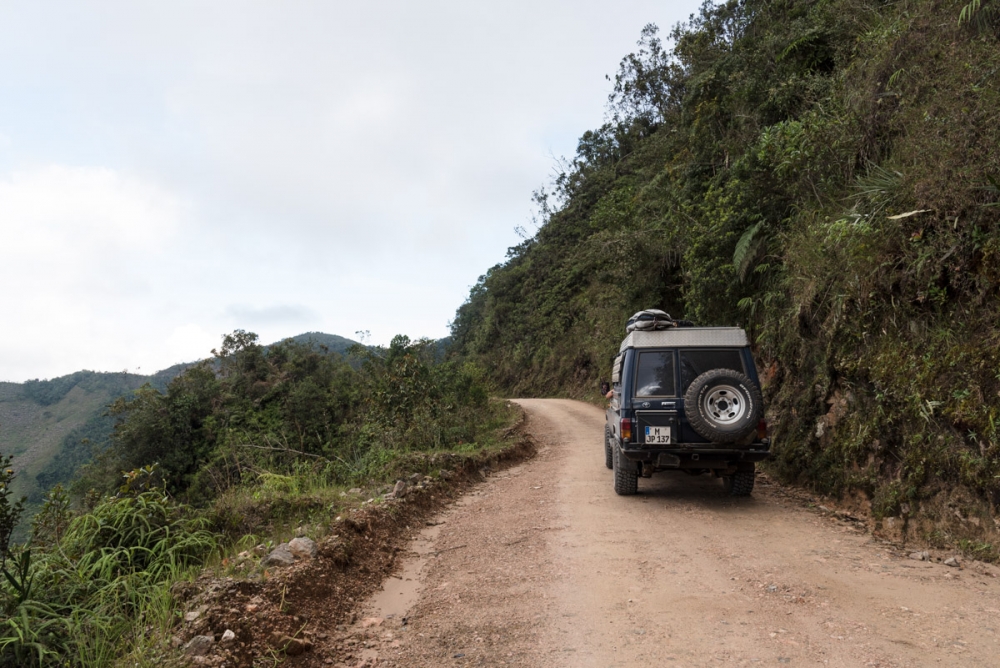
[634,351,676,397]
[679,350,744,392]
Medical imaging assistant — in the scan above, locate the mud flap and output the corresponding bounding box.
[657,453,681,468]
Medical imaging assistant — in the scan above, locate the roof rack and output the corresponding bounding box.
[619,327,749,352]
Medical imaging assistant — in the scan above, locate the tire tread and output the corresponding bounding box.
[724,469,755,497]
[604,426,614,469]
[613,446,638,495]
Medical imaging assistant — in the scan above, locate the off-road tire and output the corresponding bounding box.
[684,369,763,443]
[723,469,755,497]
[604,425,614,469]
[613,446,638,496]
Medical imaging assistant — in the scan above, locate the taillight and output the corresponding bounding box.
[757,419,768,440]
[621,418,632,442]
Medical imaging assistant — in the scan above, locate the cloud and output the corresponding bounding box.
[0,165,182,247]
[0,0,703,381]
[225,304,320,327]
[163,324,217,366]
[0,165,187,306]
[0,165,191,380]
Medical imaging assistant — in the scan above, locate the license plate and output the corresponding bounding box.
[645,426,672,444]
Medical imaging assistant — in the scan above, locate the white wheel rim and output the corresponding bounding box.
[702,385,747,425]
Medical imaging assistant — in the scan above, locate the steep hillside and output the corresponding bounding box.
[452,0,1000,550]
[1,374,172,540]
[0,372,172,507]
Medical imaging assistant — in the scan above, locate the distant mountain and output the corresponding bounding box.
[0,369,187,519]
[284,331,360,356]
[0,331,362,531]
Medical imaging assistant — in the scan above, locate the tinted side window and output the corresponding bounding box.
[634,351,675,397]
[679,350,745,391]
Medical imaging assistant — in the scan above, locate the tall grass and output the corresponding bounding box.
[1,476,217,667]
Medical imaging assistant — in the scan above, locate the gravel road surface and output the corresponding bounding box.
[353,399,1000,667]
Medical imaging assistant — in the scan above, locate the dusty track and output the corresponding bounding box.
[347,399,1000,667]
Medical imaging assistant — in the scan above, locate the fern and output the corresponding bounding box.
[733,222,765,282]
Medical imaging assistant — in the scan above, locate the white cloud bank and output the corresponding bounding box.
[0,165,193,379]
[0,0,702,382]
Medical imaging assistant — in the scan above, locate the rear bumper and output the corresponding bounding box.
[619,442,771,468]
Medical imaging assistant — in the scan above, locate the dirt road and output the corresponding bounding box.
[351,399,1000,667]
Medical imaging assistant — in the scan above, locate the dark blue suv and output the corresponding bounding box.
[604,327,770,496]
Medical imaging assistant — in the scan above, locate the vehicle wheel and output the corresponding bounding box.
[723,468,755,497]
[604,425,614,469]
[684,369,763,443]
[613,446,638,496]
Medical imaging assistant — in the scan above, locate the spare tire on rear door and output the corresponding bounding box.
[683,369,762,442]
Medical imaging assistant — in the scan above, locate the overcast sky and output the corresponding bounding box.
[0,0,701,382]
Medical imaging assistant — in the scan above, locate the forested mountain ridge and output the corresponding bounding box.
[0,332,359,516]
[284,331,360,356]
[0,370,185,512]
[452,0,1000,549]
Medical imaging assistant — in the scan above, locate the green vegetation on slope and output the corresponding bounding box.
[0,332,359,528]
[77,331,493,504]
[1,331,511,666]
[453,0,1000,546]
[0,371,182,529]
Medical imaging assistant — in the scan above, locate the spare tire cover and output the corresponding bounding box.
[683,369,762,442]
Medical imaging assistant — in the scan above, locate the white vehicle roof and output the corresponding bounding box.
[619,327,749,352]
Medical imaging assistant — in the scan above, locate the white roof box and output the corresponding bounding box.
[619,327,749,352]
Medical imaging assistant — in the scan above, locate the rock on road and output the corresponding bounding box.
[358,399,1000,667]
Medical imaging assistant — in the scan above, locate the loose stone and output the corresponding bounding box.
[183,635,214,657]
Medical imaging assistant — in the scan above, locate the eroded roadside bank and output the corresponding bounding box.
[162,406,535,667]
